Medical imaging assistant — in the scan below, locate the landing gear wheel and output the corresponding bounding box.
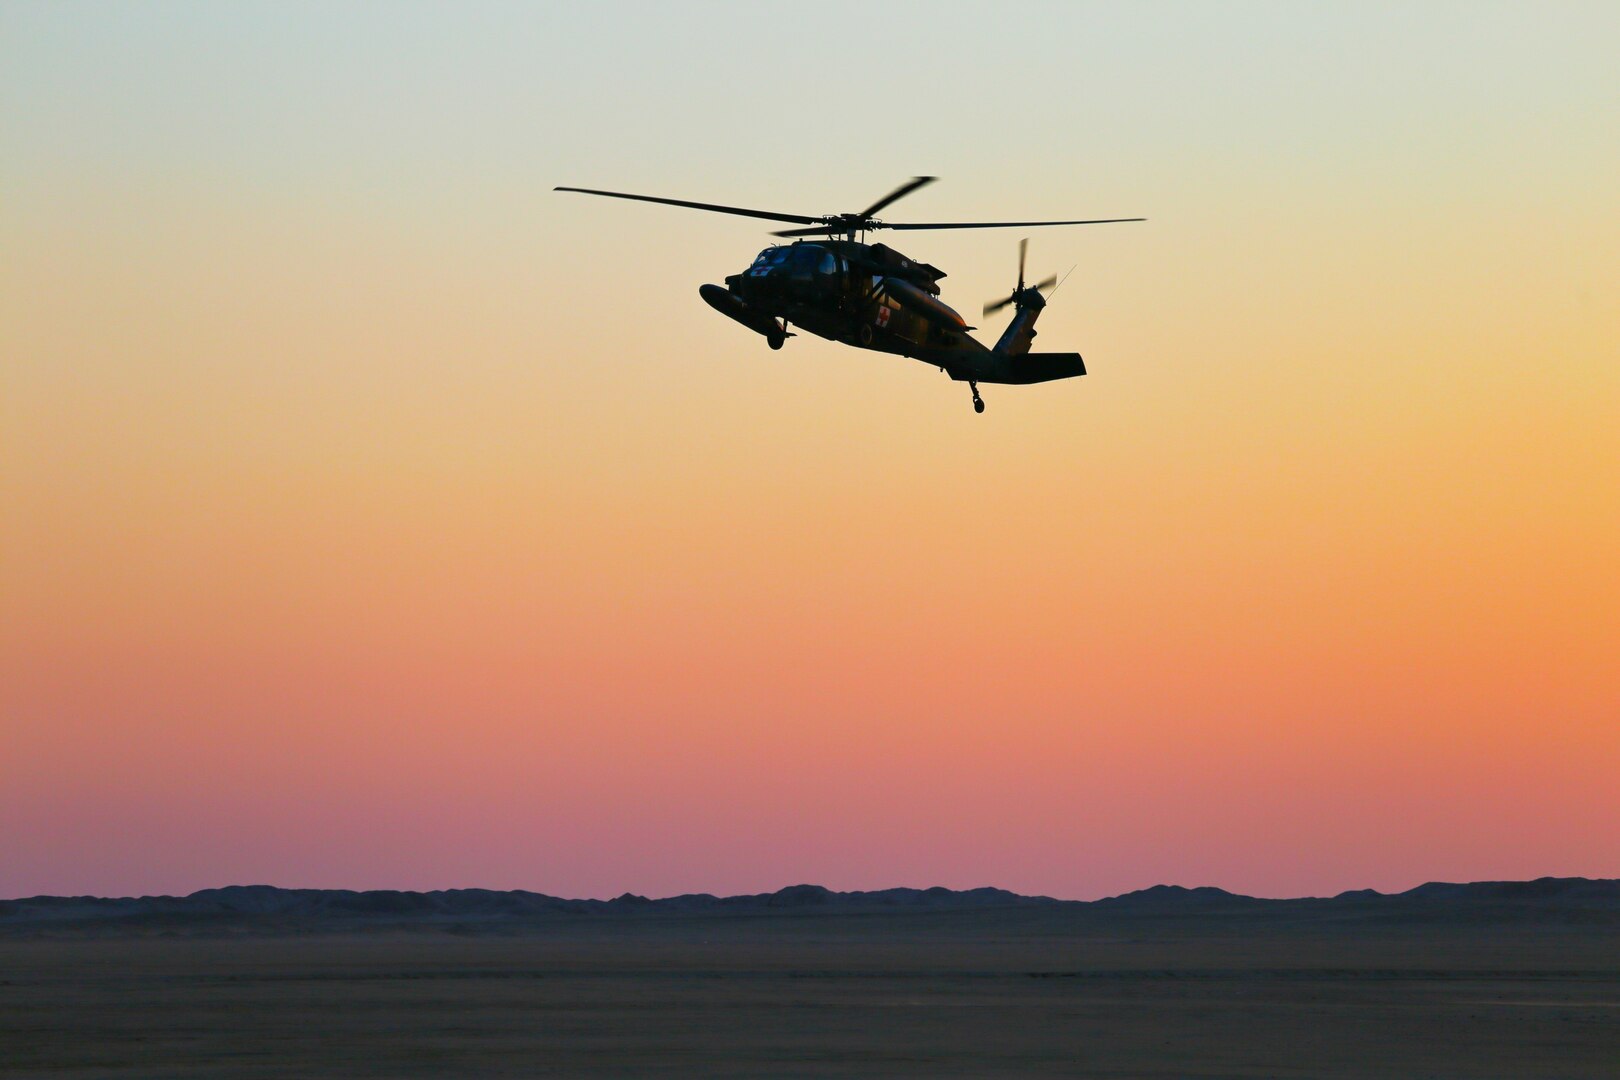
[970,382,985,414]
[767,330,784,351]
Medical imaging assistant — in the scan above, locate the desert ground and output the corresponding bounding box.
[3,905,1618,1077]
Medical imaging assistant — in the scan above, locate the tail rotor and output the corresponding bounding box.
[983,238,1058,317]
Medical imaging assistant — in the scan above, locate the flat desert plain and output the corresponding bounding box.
[3,907,1618,1077]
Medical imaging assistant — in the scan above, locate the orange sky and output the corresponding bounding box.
[3,3,1617,899]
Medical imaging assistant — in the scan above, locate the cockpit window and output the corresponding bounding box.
[785,245,835,281]
[748,247,791,277]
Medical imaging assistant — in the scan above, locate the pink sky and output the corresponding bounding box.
[4,4,1617,899]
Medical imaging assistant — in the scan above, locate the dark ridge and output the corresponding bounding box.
[1093,884,1255,909]
[0,882,1059,931]
[1399,877,1620,905]
[4,878,1617,935]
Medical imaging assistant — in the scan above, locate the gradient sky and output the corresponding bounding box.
[3,1,1617,901]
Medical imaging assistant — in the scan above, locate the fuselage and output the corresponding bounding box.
[718,240,985,363]
[698,238,1084,394]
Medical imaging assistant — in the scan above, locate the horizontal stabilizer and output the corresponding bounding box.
[1001,352,1086,384]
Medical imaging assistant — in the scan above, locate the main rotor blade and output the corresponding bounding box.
[554,186,821,226]
[858,176,937,220]
[880,217,1146,231]
[771,224,840,238]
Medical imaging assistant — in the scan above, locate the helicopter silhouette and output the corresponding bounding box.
[555,177,1142,413]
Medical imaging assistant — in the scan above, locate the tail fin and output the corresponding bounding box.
[977,241,1084,382]
[992,299,1045,359]
[986,238,1059,359]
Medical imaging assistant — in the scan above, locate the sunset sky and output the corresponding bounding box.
[4,1,1617,901]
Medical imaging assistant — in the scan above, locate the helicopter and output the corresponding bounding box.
[554,177,1142,412]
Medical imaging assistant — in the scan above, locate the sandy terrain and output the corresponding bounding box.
[3,907,1617,1077]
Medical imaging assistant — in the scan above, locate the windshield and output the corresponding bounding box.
[750,247,789,271]
[786,245,837,279]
